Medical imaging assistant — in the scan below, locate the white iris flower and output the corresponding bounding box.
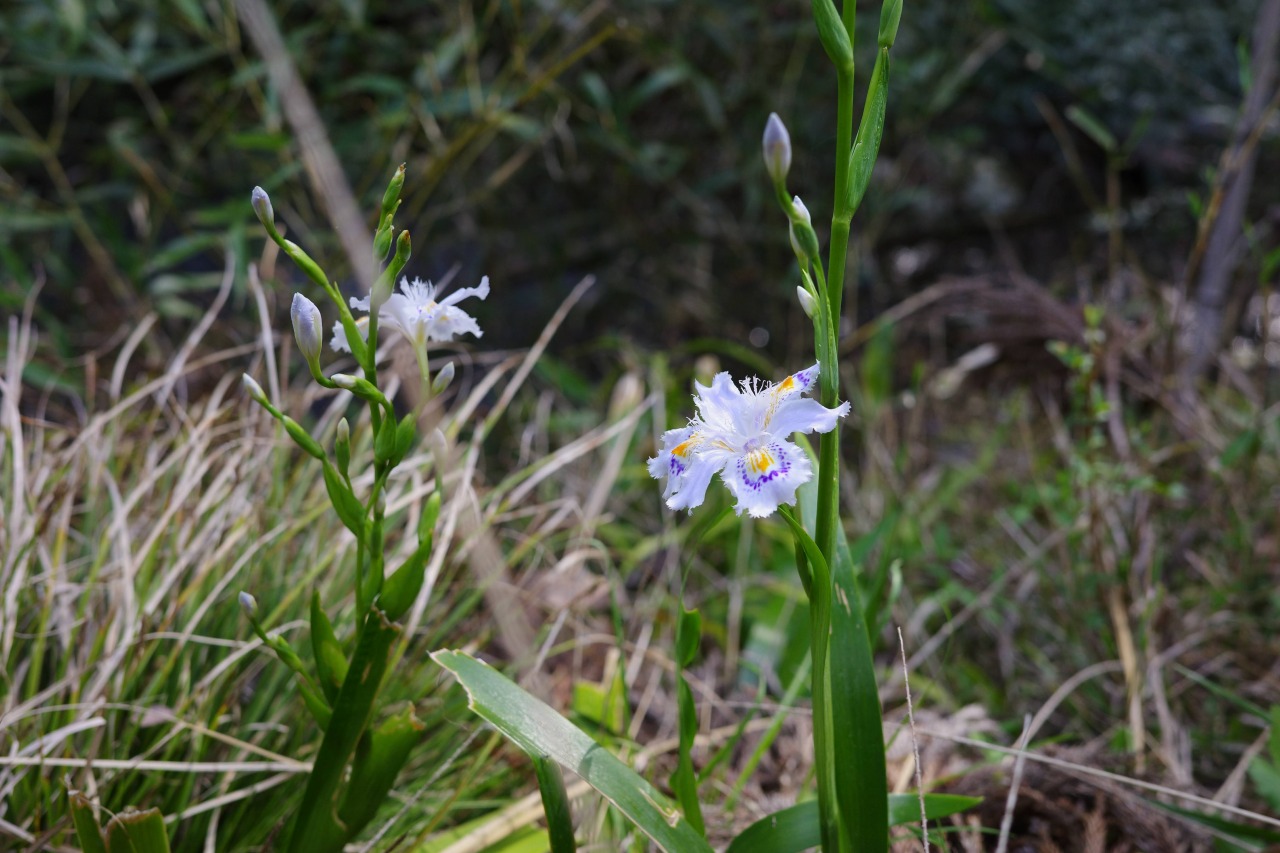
[648,363,849,518]
[329,276,489,355]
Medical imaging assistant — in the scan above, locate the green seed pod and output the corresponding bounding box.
[379,539,429,621]
[811,0,853,72]
[374,413,398,465]
[282,240,332,292]
[878,0,902,48]
[418,491,441,545]
[393,413,417,465]
[283,416,325,460]
[310,593,348,702]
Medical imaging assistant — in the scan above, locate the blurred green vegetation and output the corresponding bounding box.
[1,0,1268,378]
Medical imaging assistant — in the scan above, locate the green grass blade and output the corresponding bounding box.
[830,542,889,852]
[727,794,982,852]
[431,649,714,853]
[534,755,578,853]
[69,792,108,853]
[103,808,171,853]
[290,609,401,853]
[671,606,706,836]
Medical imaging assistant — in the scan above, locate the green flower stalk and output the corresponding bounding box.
[239,166,477,852]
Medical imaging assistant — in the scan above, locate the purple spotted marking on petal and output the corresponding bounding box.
[738,442,791,490]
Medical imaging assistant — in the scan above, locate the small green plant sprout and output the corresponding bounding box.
[240,167,462,852]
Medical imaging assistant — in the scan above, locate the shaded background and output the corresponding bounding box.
[1,0,1272,389]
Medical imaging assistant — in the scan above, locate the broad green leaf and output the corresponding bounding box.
[103,808,171,853]
[431,650,714,853]
[69,792,108,853]
[726,794,982,852]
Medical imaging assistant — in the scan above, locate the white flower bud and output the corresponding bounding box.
[241,373,269,406]
[238,591,258,617]
[290,293,323,368]
[330,373,358,390]
[797,286,817,319]
[251,187,277,238]
[788,196,820,262]
[762,113,792,185]
[792,195,812,225]
[431,361,455,395]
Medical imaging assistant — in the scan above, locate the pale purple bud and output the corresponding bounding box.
[241,373,269,406]
[251,187,278,239]
[238,591,258,617]
[290,293,323,367]
[762,113,792,184]
[431,361,455,395]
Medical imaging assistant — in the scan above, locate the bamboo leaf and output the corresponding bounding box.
[431,649,714,853]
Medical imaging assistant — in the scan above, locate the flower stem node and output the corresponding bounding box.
[762,113,792,187]
[648,363,850,518]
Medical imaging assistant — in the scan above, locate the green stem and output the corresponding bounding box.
[289,608,400,853]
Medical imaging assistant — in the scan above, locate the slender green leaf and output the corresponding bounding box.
[830,528,889,853]
[310,593,349,703]
[69,792,108,853]
[290,609,401,853]
[338,704,425,837]
[322,460,366,536]
[103,808,171,853]
[431,650,714,853]
[847,47,889,214]
[534,755,577,853]
[1149,799,1280,846]
[727,794,982,852]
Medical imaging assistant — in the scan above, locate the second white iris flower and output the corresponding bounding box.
[330,275,490,353]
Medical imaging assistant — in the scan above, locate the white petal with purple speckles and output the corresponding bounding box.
[648,361,848,517]
[721,439,813,519]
